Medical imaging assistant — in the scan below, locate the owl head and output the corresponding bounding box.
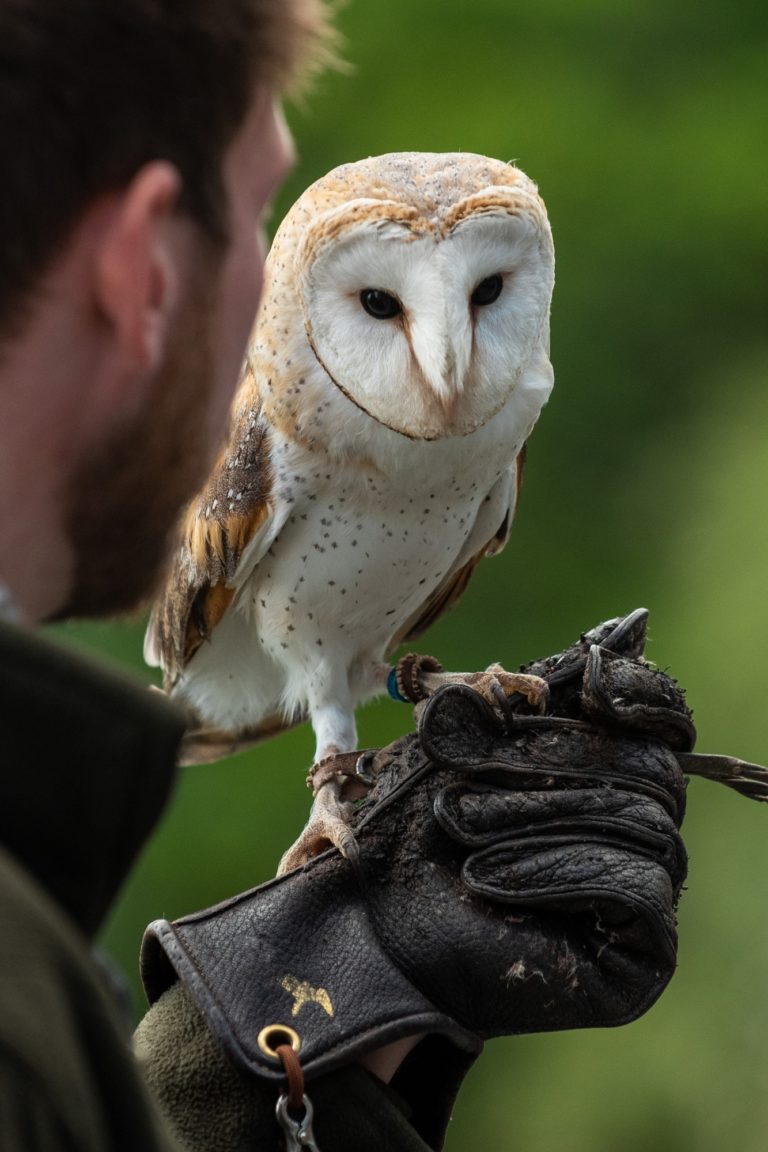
[251,152,554,443]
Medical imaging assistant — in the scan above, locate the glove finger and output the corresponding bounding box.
[462,841,677,962]
[582,644,696,751]
[520,608,650,687]
[436,783,686,888]
[419,685,686,822]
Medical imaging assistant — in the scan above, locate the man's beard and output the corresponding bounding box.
[57,263,223,619]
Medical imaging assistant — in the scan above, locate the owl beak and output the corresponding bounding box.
[408,311,468,419]
[434,348,461,415]
[438,325,474,415]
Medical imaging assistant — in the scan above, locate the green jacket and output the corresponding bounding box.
[0,622,430,1151]
[0,620,184,1150]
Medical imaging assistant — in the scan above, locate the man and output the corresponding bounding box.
[0,2,335,1147]
[0,1,321,623]
[0,3,687,1150]
[0,1,506,1143]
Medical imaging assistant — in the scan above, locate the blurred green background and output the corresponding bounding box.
[50,0,768,1148]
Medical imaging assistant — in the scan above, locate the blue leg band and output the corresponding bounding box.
[387,666,408,703]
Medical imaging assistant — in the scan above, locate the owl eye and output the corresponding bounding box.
[471,274,504,307]
[360,288,402,320]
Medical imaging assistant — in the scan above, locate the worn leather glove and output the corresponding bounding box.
[141,610,689,1149]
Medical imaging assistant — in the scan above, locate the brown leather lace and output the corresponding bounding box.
[276,1043,305,1113]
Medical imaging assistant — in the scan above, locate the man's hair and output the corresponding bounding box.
[0,0,332,334]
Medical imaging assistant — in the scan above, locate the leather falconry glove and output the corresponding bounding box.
[141,611,698,1151]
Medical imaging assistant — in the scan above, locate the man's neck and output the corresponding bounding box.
[0,484,73,621]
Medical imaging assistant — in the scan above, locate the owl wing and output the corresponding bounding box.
[144,363,289,690]
[393,446,526,648]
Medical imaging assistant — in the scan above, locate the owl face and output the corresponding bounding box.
[256,153,554,442]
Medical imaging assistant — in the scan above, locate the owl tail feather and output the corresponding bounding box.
[177,713,298,767]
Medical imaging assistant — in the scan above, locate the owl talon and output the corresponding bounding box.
[354,750,378,786]
[484,663,549,714]
[408,658,549,716]
[277,770,365,875]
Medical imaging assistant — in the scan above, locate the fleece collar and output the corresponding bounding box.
[0,621,185,938]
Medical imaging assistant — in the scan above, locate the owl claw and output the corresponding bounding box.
[277,770,363,876]
[484,664,549,714]
[415,661,549,716]
[338,829,360,865]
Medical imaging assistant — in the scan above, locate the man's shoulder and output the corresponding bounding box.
[0,845,115,1091]
[0,621,183,936]
[0,846,177,1150]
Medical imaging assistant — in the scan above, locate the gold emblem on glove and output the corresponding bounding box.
[280,974,334,1018]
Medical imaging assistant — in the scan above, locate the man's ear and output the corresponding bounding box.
[94,161,183,374]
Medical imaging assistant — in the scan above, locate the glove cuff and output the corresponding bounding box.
[141,860,481,1149]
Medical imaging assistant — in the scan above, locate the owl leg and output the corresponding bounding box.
[277,678,365,875]
[311,700,358,765]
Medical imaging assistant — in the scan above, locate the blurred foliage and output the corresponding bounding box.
[49,0,768,1148]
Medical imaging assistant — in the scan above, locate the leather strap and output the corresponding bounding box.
[306,750,375,792]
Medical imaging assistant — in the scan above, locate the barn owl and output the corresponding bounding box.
[145,152,555,870]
